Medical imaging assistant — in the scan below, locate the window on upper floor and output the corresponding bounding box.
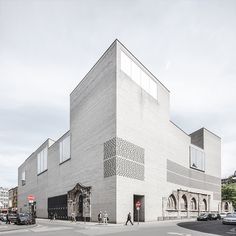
[120,51,158,100]
[190,145,205,172]
[37,147,48,174]
[21,171,26,186]
[60,135,70,164]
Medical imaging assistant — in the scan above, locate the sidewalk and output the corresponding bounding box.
[36,217,196,228]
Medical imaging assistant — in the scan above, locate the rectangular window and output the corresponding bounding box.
[21,171,26,186]
[37,147,48,174]
[120,50,158,100]
[60,135,70,163]
[190,146,205,171]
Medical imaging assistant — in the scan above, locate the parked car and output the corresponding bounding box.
[211,213,221,220]
[16,213,35,225]
[197,213,220,221]
[197,213,211,221]
[220,212,228,219]
[222,214,236,225]
[8,214,18,224]
[0,214,7,222]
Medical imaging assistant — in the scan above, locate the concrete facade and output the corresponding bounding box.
[18,40,221,223]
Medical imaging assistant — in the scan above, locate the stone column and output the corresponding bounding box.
[177,190,181,219]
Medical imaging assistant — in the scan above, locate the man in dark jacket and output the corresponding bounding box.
[125,212,133,225]
[6,213,10,224]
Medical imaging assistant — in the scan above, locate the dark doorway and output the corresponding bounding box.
[133,195,145,222]
[77,195,83,221]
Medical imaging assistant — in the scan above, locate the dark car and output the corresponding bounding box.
[8,214,18,224]
[0,214,7,222]
[16,213,35,225]
[197,213,217,221]
[211,213,221,220]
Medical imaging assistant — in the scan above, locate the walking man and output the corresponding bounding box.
[125,212,133,225]
[98,211,102,224]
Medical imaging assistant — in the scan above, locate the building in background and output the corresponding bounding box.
[18,40,221,223]
[0,187,9,211]
[8,187,18,212]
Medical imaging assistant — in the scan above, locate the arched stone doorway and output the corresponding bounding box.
[67,183,91,221]
[202,199,207,211]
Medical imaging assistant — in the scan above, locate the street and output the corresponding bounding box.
[1,219,236,236]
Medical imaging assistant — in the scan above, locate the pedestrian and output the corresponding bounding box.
[103,211,108,224]
[49,212,53,221]
[71,212,76,222]
[98,211,102,224]
[125,212,133,225]
[6,213,10,224]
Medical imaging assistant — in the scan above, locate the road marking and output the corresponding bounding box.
[30,225,74,232]
[167,233,191,236]
[0,229,29,235]
[227,227,236,235]
[167,233,184,235]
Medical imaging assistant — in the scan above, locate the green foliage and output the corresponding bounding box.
[222,183,236,208]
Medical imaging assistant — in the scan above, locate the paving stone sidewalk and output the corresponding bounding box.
[0,222,37,232]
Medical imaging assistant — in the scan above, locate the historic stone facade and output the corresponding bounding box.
[67,183,91,221]
[162,190,211,220]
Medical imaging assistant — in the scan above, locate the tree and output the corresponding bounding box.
[222,184,236,208]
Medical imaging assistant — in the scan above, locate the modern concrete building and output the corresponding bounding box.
[18,40,221,223]
[0,187,9,209]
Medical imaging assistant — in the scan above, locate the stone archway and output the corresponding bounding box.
[67,183,91,221]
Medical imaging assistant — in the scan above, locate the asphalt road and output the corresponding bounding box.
[0,219,236,236]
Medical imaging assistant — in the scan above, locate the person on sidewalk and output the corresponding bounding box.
[98,211,102,224]
[125,212,133,225]
[71,212,76,222]
[6,213,10,224]
[103,211,108,224]
[49,212,54,221]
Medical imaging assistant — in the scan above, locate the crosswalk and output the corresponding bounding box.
[0,224,74,235]
[29,225,74,232]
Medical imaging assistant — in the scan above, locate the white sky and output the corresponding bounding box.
[0,0,235,188]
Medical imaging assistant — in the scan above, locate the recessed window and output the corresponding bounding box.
[190,145,205,171]
[21,171,26,186]
[60,135,70,163]
[37,147,48,174]
[120,51,158,100]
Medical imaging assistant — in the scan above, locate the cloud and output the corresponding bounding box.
[0,0,236,187]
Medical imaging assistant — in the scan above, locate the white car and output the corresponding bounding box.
[222,214,236,225]
[220,212,228,219]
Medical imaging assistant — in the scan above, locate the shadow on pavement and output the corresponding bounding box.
[177,220,236,236]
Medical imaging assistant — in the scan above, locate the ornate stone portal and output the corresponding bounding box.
[67,183,91,221]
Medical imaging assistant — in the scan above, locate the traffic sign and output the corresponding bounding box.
[135,201,141,209]
[27,195,35,201]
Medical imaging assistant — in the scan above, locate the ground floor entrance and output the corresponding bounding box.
[47,183,91,221]
[133,194,145,222]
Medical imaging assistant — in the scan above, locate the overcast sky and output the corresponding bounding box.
[0,0,235,188]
